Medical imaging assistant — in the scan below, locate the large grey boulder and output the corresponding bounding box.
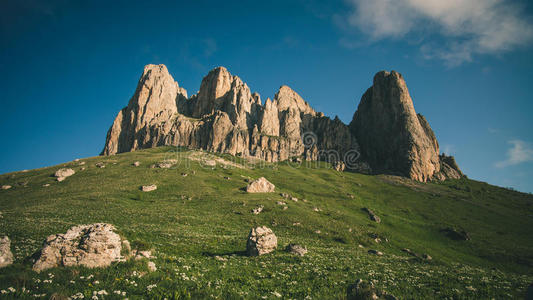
[246,226,277,256]
[54,168,75,181]
[246,177,275,193]
[32,223,123,272]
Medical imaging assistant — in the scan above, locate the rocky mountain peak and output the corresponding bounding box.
[102,64,462,182]
[350,70,461,182]
[274,85,316,116]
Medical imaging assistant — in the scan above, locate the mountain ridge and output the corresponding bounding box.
[102,65,462,182]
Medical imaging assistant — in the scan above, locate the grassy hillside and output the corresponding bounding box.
[0,146,532,299]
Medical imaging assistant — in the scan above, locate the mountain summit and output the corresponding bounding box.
[102,65,462,182]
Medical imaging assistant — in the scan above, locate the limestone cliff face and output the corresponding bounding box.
[102,65,462,182]
[102,65,357,165]
[349,71,462,181]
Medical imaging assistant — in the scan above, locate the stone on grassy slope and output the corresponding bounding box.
[252,205,264,215]
[133,161,140,167]
[54,168,75,182]
[362,208,381,223]
[32,223,123,273]
[368,249,383,256]
[246,226,277,256]
[141,185,157,192]
[286,244,307,256]
[1,185,11,190]
[0,236,14,268]
[246,177,275,193]
[347,279,398,300]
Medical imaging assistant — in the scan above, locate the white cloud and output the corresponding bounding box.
[344,0,533,66]
[495,140,533,168]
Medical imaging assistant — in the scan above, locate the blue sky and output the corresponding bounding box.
[1,0,532,192]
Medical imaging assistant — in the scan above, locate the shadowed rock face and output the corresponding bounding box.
[349,71,462,182]
[102,65,462,182]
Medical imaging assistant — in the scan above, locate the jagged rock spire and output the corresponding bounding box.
[349,70,461,181]
[102,65,462,182]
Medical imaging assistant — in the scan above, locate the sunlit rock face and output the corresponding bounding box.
[102,65,462,182]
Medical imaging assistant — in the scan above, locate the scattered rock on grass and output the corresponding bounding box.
[362,207,381,223]
[347,279,397,300]
[246,226,277,256]
[252,205,264,215]
[0,236,14,268]
[133,161,140,167]
[147,261,157,272]
[141,185,157,192]
[54,168,75,182]
[246,177,275,193]
[280,193,289,198]
[286,244,307,256]
[32,223,123,272]
[1,185,11,190]
[368,249,383,256]
[95,162,106,168]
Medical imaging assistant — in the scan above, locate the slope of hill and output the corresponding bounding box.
[0,147,532,299]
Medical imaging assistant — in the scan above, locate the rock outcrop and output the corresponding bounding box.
[0,236,14,268]
[102,65,462,182]
[32,223,123,272]
[350,71,462,182]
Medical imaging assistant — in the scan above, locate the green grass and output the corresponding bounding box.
[0,146,532,299]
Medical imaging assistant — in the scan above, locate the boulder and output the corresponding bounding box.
[246,177,275,193]
[32,223,123,272]
[1,185,12,190]
[133,161,140,167]
[54,168,75,180]
[0,236,14,268]
[95,162,106,168]
[286,244,307,256]
[141,185,157,192]
[246,226,277,256]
